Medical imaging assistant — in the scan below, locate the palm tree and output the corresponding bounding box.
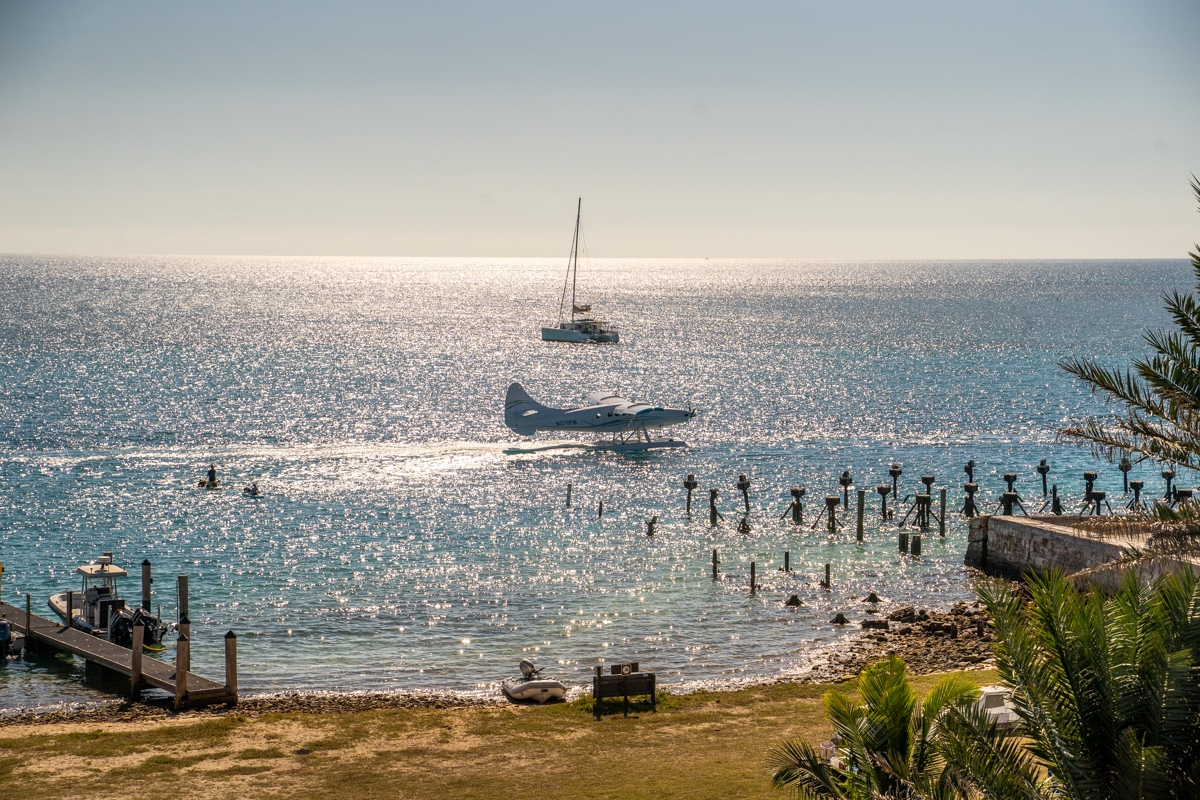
[1058,176,1200,470]
[768,655,981,799]
[942,568,1200,800]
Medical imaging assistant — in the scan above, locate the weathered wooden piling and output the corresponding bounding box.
[784,551,790,572]
[175,633,190,711]
[911,534,922,556]
[750,562,756,593]
[822,563,831,589]
[141,559,152,611]
[856,489,865,542]
[737,474,751,514]
[130,623,144,699]
[598,500,604,518]
[225,630,238,698]
[898,531,909,554]
[938,488,946,536]
[566,483,573,508]
[712,549,719,578]
[684,474,698,513]
[65,591,73,628]
[177,574,189,622]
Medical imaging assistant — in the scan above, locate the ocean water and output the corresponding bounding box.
[0,255,1189,710]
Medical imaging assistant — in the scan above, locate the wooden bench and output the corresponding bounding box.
[592,663,656,718]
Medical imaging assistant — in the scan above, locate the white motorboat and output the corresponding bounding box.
[501,658,568,703]
[48,552,170,650]
[976,684,1020,730]
[541,198,619,344]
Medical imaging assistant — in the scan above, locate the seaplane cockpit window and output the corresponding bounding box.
[522,410,538,416]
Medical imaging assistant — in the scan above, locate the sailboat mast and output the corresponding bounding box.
[570,198,581,322]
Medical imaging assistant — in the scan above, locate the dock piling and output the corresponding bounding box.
[898,531,909,554]
[911,534,922,556]
[141,559,152,611]
[175,633,190,711]
[938,488,946,536]
[65,591,73,630]
[750,562,756,593]
[712,549,719,579]
[822,563,831,589]
[131,623,144,699]
[224,631,238,700]
[784,551,790,572]
[737,474,751,514]
[598,500,604,519]
[177,575,189,623]
[567,483,573,508]
[684,474,698,513]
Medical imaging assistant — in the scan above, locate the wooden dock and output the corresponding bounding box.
[2,599,237,709]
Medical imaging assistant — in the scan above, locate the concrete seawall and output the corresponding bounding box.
[965,515,1150,580]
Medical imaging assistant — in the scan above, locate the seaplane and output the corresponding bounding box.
[504,382,696,451]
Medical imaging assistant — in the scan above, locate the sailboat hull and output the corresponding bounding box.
[541,326,618,343]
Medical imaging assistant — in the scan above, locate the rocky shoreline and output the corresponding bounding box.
[0,602,995,728]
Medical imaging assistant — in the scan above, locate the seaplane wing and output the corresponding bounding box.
[504,383,696,439]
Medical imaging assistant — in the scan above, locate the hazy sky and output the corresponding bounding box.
[1,1,1198,258]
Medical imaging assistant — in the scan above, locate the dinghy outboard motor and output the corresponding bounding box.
[519,658,541,678]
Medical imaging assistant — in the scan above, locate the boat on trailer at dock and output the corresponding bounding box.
[48,552,170,650]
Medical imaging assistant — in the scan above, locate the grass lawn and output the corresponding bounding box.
[0,669,997,800]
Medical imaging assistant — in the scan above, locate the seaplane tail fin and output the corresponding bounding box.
[505,382,551,435]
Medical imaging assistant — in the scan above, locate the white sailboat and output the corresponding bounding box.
[541,199,619,343]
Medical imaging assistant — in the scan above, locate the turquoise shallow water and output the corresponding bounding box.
[0,256,1189,709]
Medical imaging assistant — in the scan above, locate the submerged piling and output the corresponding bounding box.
[938,488,946,536]
[856,489,865,542]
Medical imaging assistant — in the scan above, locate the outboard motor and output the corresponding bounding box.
[519,658,540,678]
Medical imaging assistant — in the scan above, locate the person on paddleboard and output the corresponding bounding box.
[207,463,217,486]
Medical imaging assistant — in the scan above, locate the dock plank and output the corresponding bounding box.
[2,600,233,705]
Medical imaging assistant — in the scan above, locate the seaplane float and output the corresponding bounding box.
[504,382,696,451]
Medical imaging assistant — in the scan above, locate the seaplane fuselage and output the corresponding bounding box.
[504,383,695,438]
